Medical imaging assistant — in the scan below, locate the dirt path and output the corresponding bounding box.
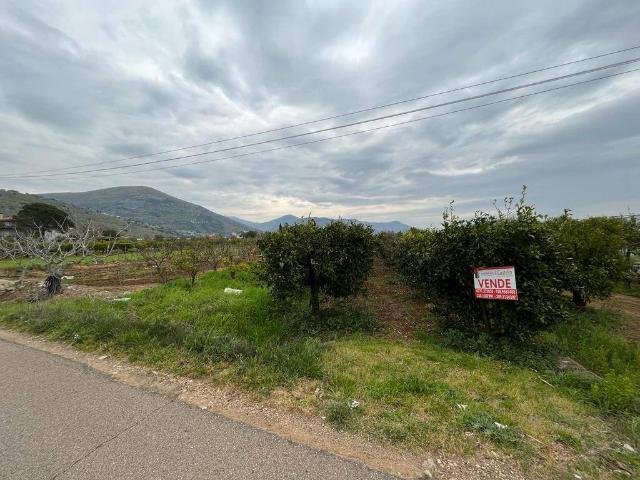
[358,259,432,339]
[596,294,640,344]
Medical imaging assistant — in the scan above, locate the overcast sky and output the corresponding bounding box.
[0,0,638,226]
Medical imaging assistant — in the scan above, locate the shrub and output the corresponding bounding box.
[398,194,569,337]
[258,220,376,316]
[549,214,628,306]
[376,231,402,265]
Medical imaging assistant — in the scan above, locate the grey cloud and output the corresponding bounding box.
[0,0,638,227]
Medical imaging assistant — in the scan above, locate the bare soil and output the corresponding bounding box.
[0,261,158,303]
[358,259,432,339]
[595,293,640,344]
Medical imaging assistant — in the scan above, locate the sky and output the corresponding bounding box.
[0,0,638,227]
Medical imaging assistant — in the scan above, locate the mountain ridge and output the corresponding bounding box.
[44,186,247,236]
[230,214,411,233]
[0,189,163,237]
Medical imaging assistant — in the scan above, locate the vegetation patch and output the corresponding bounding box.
[1,266,639,477]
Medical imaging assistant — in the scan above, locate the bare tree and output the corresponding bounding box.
[2,220,131,297]
[169,238,231,288]
[6,222,96,295]
[139,242,175,282]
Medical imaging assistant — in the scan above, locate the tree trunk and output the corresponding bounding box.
[572,288,587,308]
[308,262,320,316]
[44,274,62,296]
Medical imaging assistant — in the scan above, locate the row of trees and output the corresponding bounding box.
[139,237,257,286]
[392,195,639,337]
[255,195,638,338]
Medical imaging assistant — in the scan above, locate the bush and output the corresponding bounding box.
[376,231,402,265]
[398,194,569,338]
[258,220,376,316]
[549,214,628,306]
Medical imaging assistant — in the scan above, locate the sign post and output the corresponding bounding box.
[473,266,518,301]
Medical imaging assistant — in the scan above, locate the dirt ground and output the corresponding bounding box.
[0,261,159,303]
[595,293,640,344]
[358,259,432,338]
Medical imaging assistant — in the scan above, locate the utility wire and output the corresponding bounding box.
[52,66,640,181]
[6,44,640,176]
[3,57,638,180]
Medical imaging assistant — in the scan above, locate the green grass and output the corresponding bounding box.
[614,280,640,298]
[0,252,143,272]
[1,267,638,478]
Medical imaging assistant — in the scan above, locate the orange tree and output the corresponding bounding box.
[258,220,376,316]
[397,196,569,338]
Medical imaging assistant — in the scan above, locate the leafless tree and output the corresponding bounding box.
[139,242,175,282]
[2,221,128,297]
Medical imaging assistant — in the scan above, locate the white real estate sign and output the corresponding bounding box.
[473,266,518,301]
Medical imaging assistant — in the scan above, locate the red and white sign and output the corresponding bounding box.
[473,266,518,301]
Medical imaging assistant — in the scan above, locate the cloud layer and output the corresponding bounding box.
[1,0,638,226]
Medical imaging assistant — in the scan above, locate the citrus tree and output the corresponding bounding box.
[397,196,569,337]
[258,220,376,316]
[549,214,628,306]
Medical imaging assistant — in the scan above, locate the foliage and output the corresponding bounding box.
[548,213,628,306]
[258,220,376,315]
[398,193,569,337]
[101,229,119,239]
[15,202,74,232]
[376,231,402,266]
[240,230,259,239]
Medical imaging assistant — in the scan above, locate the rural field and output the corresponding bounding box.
[1,206,639,480]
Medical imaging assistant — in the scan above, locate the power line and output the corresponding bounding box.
[6,44,640,177]
[55,67,640,181]
[4,57,638,180]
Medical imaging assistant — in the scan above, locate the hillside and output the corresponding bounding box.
[0,189,163,238]
[44,187,247,236]
[231,214,411,233]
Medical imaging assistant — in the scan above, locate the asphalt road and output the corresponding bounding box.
[0,337,397,480]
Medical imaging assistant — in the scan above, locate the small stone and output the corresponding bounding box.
[623,443,636,453]
[494,422,507,429]
[98,355,108,360]
[421,458,436,479]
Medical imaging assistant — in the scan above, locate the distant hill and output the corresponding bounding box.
[44,186,247,236]
[0,189,163,238]
[231,214,411,233]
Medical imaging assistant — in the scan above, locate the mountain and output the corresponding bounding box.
[0,189,163,238]
[44,186,247,236]
[231,215,411,233]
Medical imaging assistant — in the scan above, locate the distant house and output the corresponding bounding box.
[0,214,16,237]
